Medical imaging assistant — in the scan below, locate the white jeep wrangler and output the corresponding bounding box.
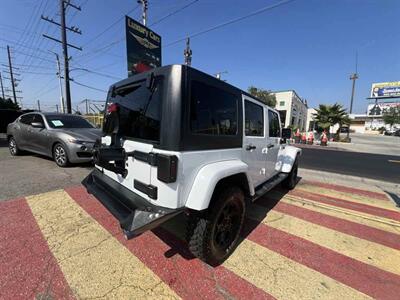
[82,65,301,265]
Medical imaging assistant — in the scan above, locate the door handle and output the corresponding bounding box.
[246,144,256,151]
[267,144,274,149]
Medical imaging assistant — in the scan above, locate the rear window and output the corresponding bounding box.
[190,81,238,135]
[106,77,163,143]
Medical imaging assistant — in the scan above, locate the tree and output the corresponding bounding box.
[383,107,400,130]
[313,103,350,135]
[247,86,277,107]
[0,97,20,110]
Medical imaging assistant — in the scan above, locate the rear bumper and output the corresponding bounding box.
[82,168,182,239]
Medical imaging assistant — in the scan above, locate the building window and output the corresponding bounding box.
[279,101,285,106]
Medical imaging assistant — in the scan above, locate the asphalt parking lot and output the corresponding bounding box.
[0,134,91,201]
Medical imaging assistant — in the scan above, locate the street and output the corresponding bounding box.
[300,147,400,184]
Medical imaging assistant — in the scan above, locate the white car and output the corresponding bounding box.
[82,65,301,265]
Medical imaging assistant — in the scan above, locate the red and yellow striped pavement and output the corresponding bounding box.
[0,179,399,299]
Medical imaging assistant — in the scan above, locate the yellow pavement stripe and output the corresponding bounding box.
[296,184,397,211]
[26,190,179,299]
[284,195,400,231]
[248,206,400,275]
[223,240,371,300]
[282,196,400,235]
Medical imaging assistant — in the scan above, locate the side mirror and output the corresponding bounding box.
[281,128,291,139]
[31,122,44,128]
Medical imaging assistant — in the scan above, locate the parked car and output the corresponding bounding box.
[82,65,301,265]
[394,129,400,137]
[7,112,102,167]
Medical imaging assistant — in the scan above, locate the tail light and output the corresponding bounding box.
[107,103,119,114]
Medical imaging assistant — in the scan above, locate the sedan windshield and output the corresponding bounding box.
[46,115,94,129]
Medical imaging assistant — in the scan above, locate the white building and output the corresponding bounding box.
[272,90,308,131]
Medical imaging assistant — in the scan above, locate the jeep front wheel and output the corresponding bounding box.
[187,187,245,265]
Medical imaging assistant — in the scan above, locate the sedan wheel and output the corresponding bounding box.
[54,144,69,167]
[9,137,20,156]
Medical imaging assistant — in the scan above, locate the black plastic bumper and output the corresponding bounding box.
[82,168,182,239]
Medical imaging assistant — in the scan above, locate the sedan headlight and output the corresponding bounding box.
[67,138,90,145]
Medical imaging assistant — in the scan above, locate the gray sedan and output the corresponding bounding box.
[7,112,102,167]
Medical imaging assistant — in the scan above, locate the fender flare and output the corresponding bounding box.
[276,145,301,173]
[185,160,254,211]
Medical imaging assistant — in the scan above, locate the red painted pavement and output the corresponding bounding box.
[255,198,400,250]
[301,180,389,201]
[243,219,400,300]
[0,198,74,300]
[66,186,274,300]
[289,189,400,222]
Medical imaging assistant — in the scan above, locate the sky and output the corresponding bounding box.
[0,0,399,114]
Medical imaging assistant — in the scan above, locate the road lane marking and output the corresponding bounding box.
[223,239,371,300]
[248,207,400,275]
[244,219,400,300]
[0,198,73,299]
[282,196,400,235]
[296,185,397,211]
[66,186,274,300]
[261,200,400,250]
[26,190,179,299]
[288,189,400,222]
[300,180,389,200]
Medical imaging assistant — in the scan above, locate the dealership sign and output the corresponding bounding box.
[370,81,400,98]
[125,16,161,77]
[367,102,400,117]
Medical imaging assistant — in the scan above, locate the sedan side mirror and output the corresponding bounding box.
[31,122,44,128]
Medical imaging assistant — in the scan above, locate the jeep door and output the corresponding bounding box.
[265,109,281,178]
[242,98,268,187]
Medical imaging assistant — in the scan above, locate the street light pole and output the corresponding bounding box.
[347,72,358,140]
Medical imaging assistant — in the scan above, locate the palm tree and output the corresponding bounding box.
[313,103,350,139]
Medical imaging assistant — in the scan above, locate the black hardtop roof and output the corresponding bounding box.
[109,64,273,109]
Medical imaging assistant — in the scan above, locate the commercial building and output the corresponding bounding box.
[272,90,308,131]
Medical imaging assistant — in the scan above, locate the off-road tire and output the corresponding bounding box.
[53,143,69,167]
[187,187,245,266]
[282,158,298,190]
[8,136,21,156]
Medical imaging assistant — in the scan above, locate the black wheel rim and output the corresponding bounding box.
[213,200,242,256]
[9,139,16,155]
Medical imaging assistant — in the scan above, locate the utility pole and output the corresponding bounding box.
[0,72,5,99]
[50,51,65,113]
[184,38,192,66]
[346,72,358,140]
[37,100,41,111]
[138,0,148,26]
[41,1,82,114]
[7,46,17,104]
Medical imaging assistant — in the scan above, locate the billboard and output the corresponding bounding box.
[367,102,400,117]
[125,16,161,77]
[370,81,400,98]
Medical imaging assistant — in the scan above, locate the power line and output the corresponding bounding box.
[166,0,297,47]
[71,80,107,93]
[82,5,140,48]
[150,0,199,26]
